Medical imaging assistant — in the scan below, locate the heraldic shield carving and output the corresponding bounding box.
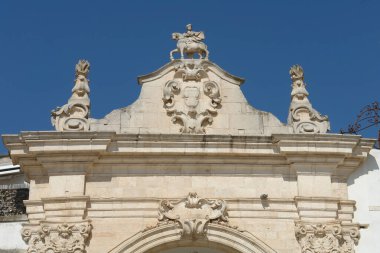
[162,60,222,133]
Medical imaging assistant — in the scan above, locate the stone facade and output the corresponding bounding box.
[2,25,376,253]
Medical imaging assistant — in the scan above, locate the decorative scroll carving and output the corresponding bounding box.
[295,221,360,253]
[174,61,208,81]
[288,65,330,134]
[147,193,228,240]
[170,24,209,60]
[162,60,221,133]
[51,60,91,131]
[22,221,92,253]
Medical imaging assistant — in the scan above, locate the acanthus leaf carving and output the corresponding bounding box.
[163,60,221,134]
[21,221,92,253]
[295,221,360,253]
[51,59,91,131]
[288,65,330,134]
[148,193,228,240]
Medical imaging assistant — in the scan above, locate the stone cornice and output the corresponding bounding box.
[137,59,245,86]
[3,132,375,178]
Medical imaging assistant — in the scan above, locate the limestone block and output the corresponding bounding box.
[49,175,85,197]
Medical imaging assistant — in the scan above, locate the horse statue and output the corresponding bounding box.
[170,24,209,61]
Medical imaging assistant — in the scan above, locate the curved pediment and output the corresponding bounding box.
[137,59,245,86]
[90,58,291,135]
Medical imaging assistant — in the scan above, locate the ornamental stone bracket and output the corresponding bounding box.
[295,221,360,253]
[145,192,229,240]
[22,220,92,253]
[51,60,91,131]
[288,65,330,134]
[162,60,222,133]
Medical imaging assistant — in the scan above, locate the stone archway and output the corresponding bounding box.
[108,223,278,253]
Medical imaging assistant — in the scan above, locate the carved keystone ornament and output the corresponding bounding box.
[146,193,228,240]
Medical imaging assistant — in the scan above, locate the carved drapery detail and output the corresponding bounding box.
[22,221,92,253]
[51,60,91,131]
[295,221,360,253]
[145,193,228,240]
[288,65,330,133]
[163,60,221,133]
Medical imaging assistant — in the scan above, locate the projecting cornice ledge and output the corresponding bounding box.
[273,134,375,177]
[3,132,375,166]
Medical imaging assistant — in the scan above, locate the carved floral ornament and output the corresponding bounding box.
[295,221,360,253]
[21,221,92,253]
[144,193,232,240]
[163,60,222,133]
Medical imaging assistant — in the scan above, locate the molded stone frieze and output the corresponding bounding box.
[288,65,330,134]
[295,221,360,253]
[147,193,228,240]
[51,60,91,131]
[162,60,222,134]
[21,221,92,253]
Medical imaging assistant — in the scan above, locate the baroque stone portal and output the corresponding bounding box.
[3,24,375,253]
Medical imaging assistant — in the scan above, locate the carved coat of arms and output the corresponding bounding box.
[162,60,221,133]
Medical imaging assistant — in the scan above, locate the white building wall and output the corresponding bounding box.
[348,149,380,253]
[0,220,27,252]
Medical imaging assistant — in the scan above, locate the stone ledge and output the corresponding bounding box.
[0,214,27,222]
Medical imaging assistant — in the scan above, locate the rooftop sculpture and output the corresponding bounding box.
[170,24,209,60]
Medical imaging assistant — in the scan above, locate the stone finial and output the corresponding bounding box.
[51,60,91,131]
[170,24,209,60]
[288,65,330,134]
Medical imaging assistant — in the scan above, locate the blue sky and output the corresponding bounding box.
[0,0,379,154]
